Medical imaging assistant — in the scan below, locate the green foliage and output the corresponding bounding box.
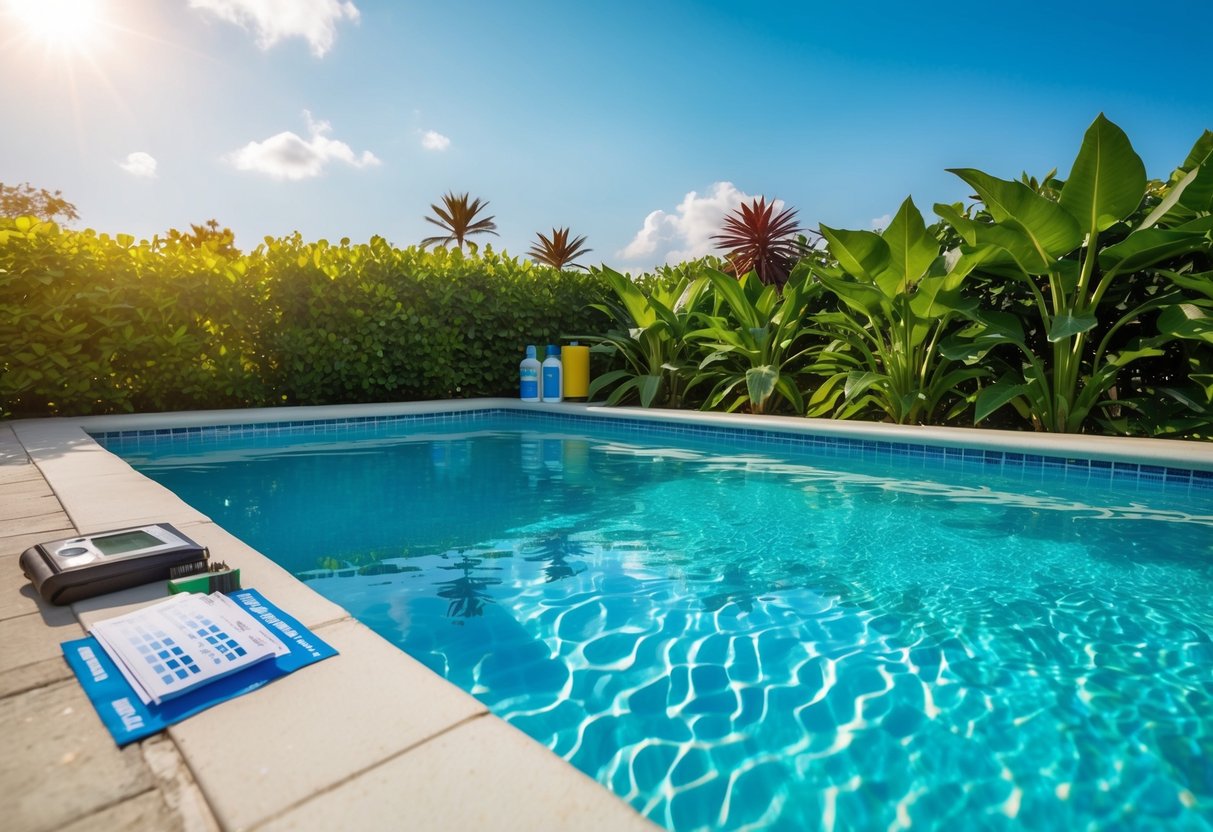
[267,238,606,403]
[579,266,709,408]
[0,218,270,415]
[0,219,607,416]
[937,114,1213,433]
[160,219,240,257]
[805,197,988,424]
[688,267,817,414]
[1,182,79,224]
[5,116,1210,439]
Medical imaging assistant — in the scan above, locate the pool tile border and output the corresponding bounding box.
[91,405,1213,495]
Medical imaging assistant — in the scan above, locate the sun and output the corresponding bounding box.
[4,0,104,52]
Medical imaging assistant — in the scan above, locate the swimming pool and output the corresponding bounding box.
[99,409,1213,830]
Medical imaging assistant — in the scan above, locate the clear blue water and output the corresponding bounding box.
[108,415,1213,831]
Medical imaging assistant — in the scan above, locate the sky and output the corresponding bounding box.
[2,0,1211,273]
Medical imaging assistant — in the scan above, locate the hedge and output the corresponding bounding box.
[0,218,608,417]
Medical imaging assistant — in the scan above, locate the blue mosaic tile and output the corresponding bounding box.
[89,406,1213,497]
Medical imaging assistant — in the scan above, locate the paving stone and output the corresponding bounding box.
[0,512,75,539]
[0,464,41,485]
[139,734,221,832]
[57,789,178,832]
[0,478,53,498]
[0,426,30,467]
[0,572,56,624]
[0,494,63,523]
[0,656,74,700]
[0,680,154,832]
[258,714,659,832]
[0,527,76,558]
[170,618,487,831]
[0,606,83,674]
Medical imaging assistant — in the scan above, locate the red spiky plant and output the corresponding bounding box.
[711,197,803,286]
[527,227,592,270]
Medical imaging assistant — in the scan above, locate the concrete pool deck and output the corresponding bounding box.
[1,403,663,832]
[3,399,1212,831]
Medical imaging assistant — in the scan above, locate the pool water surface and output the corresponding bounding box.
[104,414,1213,831]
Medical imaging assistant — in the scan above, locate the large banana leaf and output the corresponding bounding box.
[1058,113,1147,235]
[1177,130,1213,214]
[948,168,1082,260]
[1098,228,1212,276]
[1157,302,1213,344]
[818,225,889,283]
[881,196,937,295]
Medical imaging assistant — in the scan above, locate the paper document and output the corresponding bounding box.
[89,592,288,705]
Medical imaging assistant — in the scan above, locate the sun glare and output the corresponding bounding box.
[5,0,103,52]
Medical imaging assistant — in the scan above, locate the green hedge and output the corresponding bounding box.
[0,218,608,416]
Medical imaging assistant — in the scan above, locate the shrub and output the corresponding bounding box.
[0,219,608,416]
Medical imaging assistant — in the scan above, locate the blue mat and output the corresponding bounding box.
[63,588,338,746]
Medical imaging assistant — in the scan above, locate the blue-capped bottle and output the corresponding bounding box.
[519,345,541,402]
[541,344,563,403]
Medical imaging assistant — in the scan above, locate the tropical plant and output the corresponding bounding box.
[712,197,803,286]
[528,227,591,269]
[0,181,78,224]
[805,197,990,425]
[1107,131,1213,437]
[935,114,1213,433]
[420,192,498,251]
[687,266,817,414]
[579,266,709,408]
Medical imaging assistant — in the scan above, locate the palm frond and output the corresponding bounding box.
[420,191,499,250]
[528,227,592,269]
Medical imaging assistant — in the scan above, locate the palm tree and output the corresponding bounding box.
[420,192,499,250]
[527,227,592,269]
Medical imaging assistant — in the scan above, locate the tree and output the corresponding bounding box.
[420,192,498,251]
[527,227,591,269]
[0,181,79,224]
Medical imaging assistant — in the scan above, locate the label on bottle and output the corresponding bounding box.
[520,368,539,400]
[542,365,561,400]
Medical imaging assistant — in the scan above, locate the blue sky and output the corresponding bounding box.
[2,0,1211,271]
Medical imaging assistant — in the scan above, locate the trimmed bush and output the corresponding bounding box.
[0,219,608,416]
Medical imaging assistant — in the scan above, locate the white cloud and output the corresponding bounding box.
[189,0,360,57]
[119,151,157,178]
[870,213,892,230]
[421,130,450,151]
[223,111,380,180]
[618,181,774,266]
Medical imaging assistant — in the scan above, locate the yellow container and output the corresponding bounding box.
[561,343,590,400]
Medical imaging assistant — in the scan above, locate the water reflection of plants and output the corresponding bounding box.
[435,549,504,619]
[523,531,590,583]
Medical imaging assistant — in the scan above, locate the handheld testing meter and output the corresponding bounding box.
[20,523,209,605]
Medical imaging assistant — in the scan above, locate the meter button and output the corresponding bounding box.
[58,546,90,557]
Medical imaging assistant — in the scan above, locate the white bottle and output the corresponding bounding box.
[541,344,563,403]
[519,346,541,402]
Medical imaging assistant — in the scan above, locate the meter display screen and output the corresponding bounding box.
[93,530,162,556]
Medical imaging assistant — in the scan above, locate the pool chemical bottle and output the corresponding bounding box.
[519,346,541,402]
[561,341,590,401]
[542,345,563,403]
